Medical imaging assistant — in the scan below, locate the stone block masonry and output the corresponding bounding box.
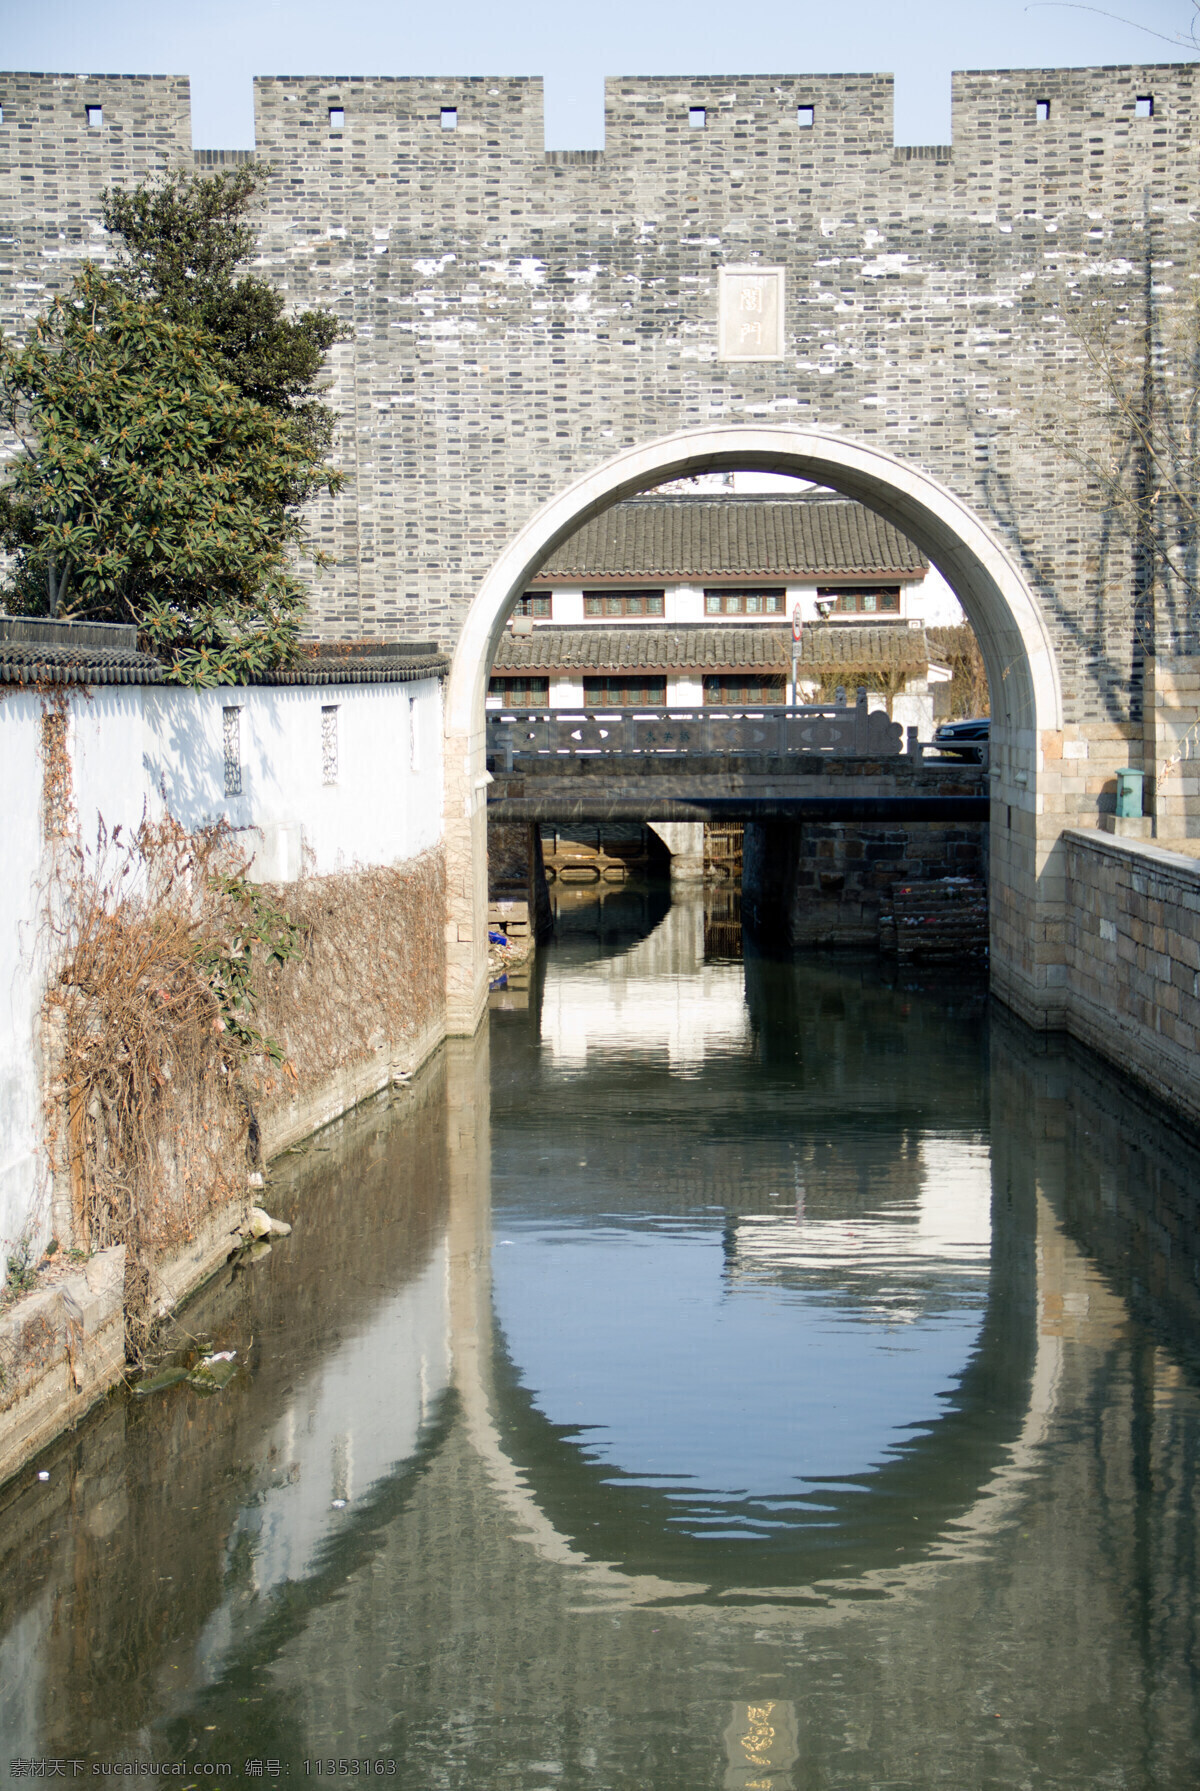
[1064,829,1200,1126]
[743,816,985,948]
[0,1246,125,1490]
[5,62,1200,1084]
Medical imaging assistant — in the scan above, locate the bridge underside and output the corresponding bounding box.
[490,793,990,823]
[486,754,989,825]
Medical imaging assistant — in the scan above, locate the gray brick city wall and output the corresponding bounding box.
[1,63,1196,729]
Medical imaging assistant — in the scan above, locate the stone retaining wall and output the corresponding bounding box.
[1063,830,1200,1125]
[744,816,985,947]
[0,1247,125,1489]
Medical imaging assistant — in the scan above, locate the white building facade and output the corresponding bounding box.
[488,492,959,723]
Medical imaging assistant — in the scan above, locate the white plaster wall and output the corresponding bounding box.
[550,677,586,708]
[548,587,583,623]
[669,582,705,623]
[140,679,443,877]
[0,677,445,1255]
[0,694,53,1260]
[907,565,965,625]
[893,679,936,741]
[0,687,162,1259]
[667,675,705,707]
[69,685,162,844]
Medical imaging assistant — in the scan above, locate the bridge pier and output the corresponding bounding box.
[647,821,707,885]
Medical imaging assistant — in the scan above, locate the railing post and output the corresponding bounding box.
[855,687,869,753]
[906,726,919,758]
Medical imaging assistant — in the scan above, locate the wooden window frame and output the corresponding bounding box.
[703,589,786,616]
[489,676,550,708]
[818,587,901,616]
[703,675,787,706]
[515,594,552,618]
[583,591,665,618]
[583,675,668,708]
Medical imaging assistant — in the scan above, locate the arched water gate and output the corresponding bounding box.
[445,424,1064,1031]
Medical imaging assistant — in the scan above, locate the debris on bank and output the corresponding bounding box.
[487,899,535,989]
[879,876,988,965]
[136,1347,240,1397]
[242,1206,292,1242]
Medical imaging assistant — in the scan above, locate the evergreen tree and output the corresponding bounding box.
[101,165,347,489]
[0,166,347,684]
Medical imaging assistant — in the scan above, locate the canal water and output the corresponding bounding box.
[3,884,1200,1788]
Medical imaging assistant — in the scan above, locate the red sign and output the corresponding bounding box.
[791,603,803,644]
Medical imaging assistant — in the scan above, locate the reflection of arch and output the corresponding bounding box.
[485,1274,1031,1590]
[448,1136,1071,1619]
[444,425,1063,1029]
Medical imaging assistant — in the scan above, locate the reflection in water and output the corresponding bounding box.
[1,886,1200,1787]
[723,1699,800,1791]
[490,891,1019,1582]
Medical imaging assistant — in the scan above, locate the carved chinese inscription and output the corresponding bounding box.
[718,267,785,361]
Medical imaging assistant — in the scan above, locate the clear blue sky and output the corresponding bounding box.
[2,0,1196,150]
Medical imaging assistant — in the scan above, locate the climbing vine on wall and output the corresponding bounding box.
[43,818,302,1358]
[42,812,447,1362]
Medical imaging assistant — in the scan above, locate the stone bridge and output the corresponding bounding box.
[485,694,988,822]
[4,61,1200,1032]
[487,751,987,827]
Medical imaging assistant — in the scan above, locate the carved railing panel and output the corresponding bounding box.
[486,691,917,767]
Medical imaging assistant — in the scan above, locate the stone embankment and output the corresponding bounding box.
[0,1248,125,1489]
[1063,829,1200,1126]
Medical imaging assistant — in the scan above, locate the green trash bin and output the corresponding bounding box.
[1115,768,1143,818]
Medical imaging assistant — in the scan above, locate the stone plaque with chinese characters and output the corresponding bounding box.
[718,267,785,361]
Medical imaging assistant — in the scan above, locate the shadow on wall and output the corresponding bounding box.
[142,688,287,870]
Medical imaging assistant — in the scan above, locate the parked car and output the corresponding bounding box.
[933,716,989,760]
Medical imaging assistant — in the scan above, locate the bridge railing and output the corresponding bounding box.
[486,691,988,771]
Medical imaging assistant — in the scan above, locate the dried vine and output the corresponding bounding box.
[40,812,446,1362]
[43,817,302,1358]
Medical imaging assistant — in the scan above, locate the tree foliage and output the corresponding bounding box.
[102,165,347,482]
[0,165,346,685]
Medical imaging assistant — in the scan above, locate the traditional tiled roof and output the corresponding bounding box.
[534,494,928,584]
[495,622,933,677]
[0,643,167,687]
[0,620,447,687]
[495,625,792,674]
[0,619,163,685]
[799,624,931,671]
[261,642,448,685]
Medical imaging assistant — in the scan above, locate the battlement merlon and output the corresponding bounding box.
[0,63,1196,173]
[253,75,546,162]
[0,74,192,228]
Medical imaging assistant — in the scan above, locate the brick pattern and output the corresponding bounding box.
[6,62,1200,1037]
[1145,656,1200,839]
[1,64,1196,730]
